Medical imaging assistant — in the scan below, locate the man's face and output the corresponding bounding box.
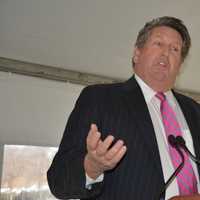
[133,26,183,92]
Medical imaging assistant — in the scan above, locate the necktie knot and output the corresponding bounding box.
[155,92,166,102]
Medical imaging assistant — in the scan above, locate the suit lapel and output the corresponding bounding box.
[122,76,164,179]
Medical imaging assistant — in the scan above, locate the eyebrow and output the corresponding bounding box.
[151,34,182,46]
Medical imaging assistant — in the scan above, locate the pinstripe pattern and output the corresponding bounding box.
[47,77,200,200]
[156,92,198,195]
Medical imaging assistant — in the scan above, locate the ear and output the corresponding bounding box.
[133,47,141,64]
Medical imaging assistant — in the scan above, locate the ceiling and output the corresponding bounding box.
[0,0,199,92]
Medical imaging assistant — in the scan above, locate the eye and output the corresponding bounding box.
[153,40,162,47]
[171,46,180,53]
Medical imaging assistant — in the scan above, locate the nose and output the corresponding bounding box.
[162,46,170,57]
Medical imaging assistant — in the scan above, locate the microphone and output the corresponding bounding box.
[158,135,185,200]
[176,136,200,165]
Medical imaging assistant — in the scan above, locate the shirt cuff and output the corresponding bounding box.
[85,173,104,190]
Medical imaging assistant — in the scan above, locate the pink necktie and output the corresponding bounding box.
[156,92,198,195]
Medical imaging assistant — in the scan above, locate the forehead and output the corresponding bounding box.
[148,26,183,45]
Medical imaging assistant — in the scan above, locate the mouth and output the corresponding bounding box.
[158,61,167,67]
[155,60,170,70]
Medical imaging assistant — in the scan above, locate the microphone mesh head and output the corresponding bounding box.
[168,135,177,147]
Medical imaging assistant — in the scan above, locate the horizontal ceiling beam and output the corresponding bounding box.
[0,57,120,85]
[0,56,200,102]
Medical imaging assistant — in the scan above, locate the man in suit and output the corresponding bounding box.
[47,16,200,200]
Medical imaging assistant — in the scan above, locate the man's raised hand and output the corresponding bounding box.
[84,124,127,179]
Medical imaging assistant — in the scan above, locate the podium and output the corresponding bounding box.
[170,195,200,200]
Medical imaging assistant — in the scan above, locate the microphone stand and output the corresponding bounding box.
[176,136,200,165]
[157,135,185,200]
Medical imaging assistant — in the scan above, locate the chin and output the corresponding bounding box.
[151,71,168,81]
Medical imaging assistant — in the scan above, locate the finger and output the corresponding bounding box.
[109,145,127,166]
[87,124,98,138]
[96,135,115,156]
[87,124,101,151]
[104,140,124,160]
[90,123,98,132]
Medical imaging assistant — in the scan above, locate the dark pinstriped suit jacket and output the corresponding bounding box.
[47,76,200,200]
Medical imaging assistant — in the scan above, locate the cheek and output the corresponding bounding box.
[140,52,155,65]
[170,57,182,72]
[170,65,181,78]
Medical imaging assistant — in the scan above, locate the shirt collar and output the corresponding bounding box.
[135,74,155,103]
[134,74,176,107]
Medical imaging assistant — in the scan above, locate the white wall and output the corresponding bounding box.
[0,71,83,147]
[0,71,84,197]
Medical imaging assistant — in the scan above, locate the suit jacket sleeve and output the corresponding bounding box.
[47,86,104,199]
